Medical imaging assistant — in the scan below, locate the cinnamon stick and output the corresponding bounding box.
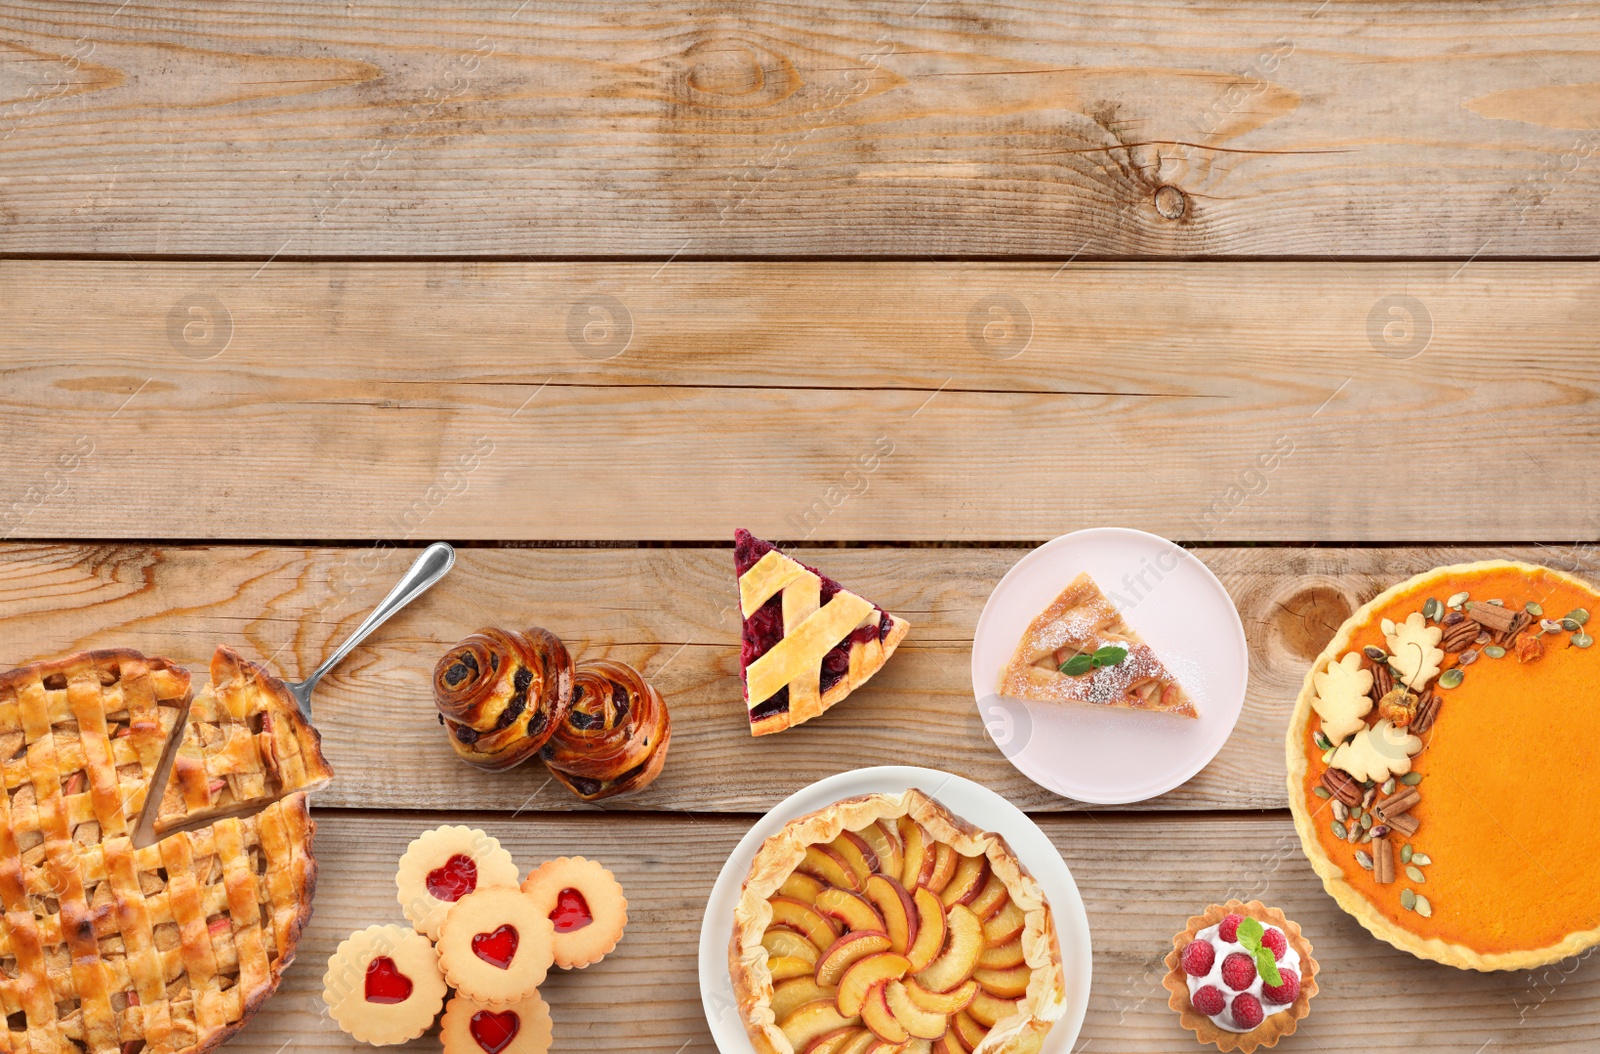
[1374,837,1395,884]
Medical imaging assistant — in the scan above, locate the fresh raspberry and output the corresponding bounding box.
[1231,994,1264,1030]
[1180,939,1215,977]
[1261,967,1300,1005]
[1221,952,1257,991]
[1217,913,1244,943]
[1260,927,1287,960]
[1191,985,1226,1016]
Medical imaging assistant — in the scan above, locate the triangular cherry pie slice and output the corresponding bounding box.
[996,572,1198,717]
[734,529,910,736]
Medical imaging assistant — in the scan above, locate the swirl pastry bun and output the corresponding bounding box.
[433,627,574,771]
[540,659,670,801]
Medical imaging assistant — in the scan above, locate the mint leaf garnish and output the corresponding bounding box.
[1060,654,1095,676]
[1234,918,1282,986]
[1091,645,1128,667]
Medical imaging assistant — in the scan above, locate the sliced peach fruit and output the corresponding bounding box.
[973,964,1031,999]
[781,871,828,905]
[817,888,886,935]
[904,887,947,973]
[782,1001,862,1051]
[831,833,877,887]
[774,978,835,1022]
[817,931,893,987]
[836,952,911,1017]
[862,874,918,954]
[965,989,1020,1028]
[981,901,1024,946]
[855,821,903,879]
[967,874,1008,920]
[859,983,910,1044]
[932,1028,966,1054]
[976,939,1023,969]
[897,817,933,890]
[765,928,822,964]
[770,896,843,951]
[885,980,949,1041]
[951,1010,987,1051]
[799,844,863,892]
[939,855,988,908]
[835,1032,879,1054]
[770,956,819,981]
[915,905,983,993]
[803,1027,862,1054]
[923,844,958,896]
[904,977,978,1016]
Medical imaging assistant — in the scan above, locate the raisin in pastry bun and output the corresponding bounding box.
[434,628,573,771]
[539,659,670,801]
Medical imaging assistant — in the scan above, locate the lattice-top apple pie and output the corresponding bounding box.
[0,647,327,1054]
[730,790,1065,1054]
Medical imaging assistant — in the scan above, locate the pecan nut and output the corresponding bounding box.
[1367,660,1395,703]
[1321,767,1363,807]
[1411,689,1442,734]
[1441,620,1481,653]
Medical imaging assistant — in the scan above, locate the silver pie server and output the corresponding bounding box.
[132,542,455,847]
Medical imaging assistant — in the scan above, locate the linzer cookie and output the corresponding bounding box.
[436,888,556,1008]
[323,925,449,1045]
[1288,560,1600,969]
[397,825,523,939]
[520,857,628,969]
[440,992,554,1054]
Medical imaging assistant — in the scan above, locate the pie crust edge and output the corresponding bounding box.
[728,789,1066,1054]
[1284,558,1600,972]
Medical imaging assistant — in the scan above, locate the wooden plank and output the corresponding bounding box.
[238,810,1600,1053]
[1,2,1597,257]
[3,260,1599,541]
[3,542,1590,813]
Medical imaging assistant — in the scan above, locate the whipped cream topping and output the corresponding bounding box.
[1184,921,1301,1033]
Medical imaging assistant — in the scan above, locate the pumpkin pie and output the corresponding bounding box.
[1286,560,1600,970]
[729,789,1066,1054]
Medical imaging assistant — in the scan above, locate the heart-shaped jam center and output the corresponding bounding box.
[426,854,479,902]
[364,956,413,1004]
[471,924,519,969]
[468,1010,521,1054]
[549,887,593,934]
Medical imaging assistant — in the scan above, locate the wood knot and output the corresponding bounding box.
[686,39,766,97]
[1153,185,1187,220]
[1272,584,1355,663]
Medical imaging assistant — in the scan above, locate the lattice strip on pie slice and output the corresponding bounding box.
[156,647,332,836]
[734,530,910,736]
[996,572,1198,717]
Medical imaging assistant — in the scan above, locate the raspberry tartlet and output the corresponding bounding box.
[436,888,556,1008]
[323,924,449,1045]
[440,992,555,1054]
[398,825,523,940]
[520,856,629,969]
[1161,901,1318,1052]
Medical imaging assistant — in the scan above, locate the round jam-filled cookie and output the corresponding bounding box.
[520,857,628,969]
[436,887,555,1008]
[322,924,448,1045]
[397,825,522,940]
[440,993,554,1054]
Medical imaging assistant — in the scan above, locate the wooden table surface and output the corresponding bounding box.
[4,1,1598,1051]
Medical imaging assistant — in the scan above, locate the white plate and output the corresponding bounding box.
[971,528,1249,805]
[698,766,1092,1053]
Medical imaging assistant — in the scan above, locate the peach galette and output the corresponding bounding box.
[730,790,1065,1054]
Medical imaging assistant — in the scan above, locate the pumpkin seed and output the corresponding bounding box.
[1356,850,1374,870]
[1475,630,1492,645]
[1439,668,1464,689]
[1422,598,1442,621]
[1313,730,1332,751]
[1412,853,1431,866]
[1447,591,1469,609]
[1486,598,1505,607]
[1414,894,1433,917]
[1331,820,1347,839]
[1333,801,1348,822]
[1313,785,1331,799]
[1566,608,1591,626]
[1401,888,1417,911]
[1363,645,1387,662]
[1573,633,1594,649]
[1401,772,1425,785]
[1360,812,1373,830]
[1406,865,1426,883]
[1525,601,1544,616]
[1361,830,1374,843]
[1400,843,1413,864]
[1382,777,1396,794]
[1459,649,1478,665]
[1563,618,1583,632]
[1484,645,1506,658]
[1322,747,1337,764]
[1542,619,1564,634]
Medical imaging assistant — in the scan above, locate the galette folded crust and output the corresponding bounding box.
[729,789,1066,1054]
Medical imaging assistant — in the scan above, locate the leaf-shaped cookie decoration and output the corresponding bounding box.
[1382,612,1444,690]
[1310,651,1373,743]
[1328,718,1423,783]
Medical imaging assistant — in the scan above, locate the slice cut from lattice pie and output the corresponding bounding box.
[155,645,333,835]
[734,529,910,736]
[996,572,1198,718]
